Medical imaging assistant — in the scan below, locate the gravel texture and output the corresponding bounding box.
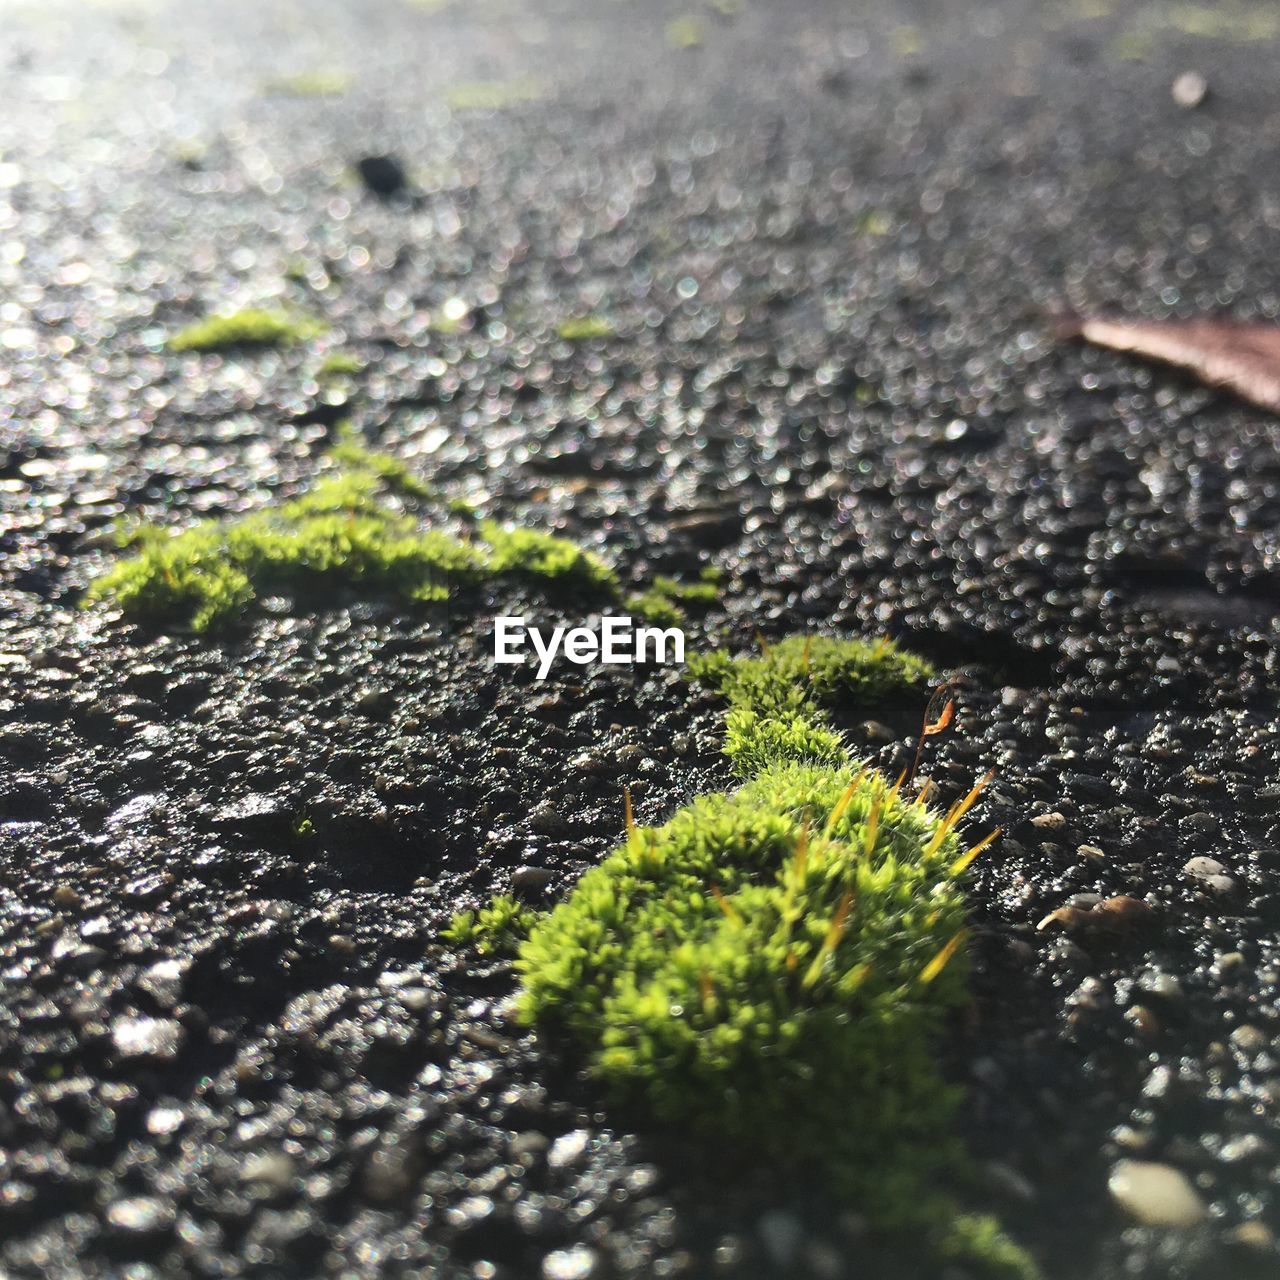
[4,0,1280,1276]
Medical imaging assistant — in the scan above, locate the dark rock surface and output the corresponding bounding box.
[3,0,1280,1275]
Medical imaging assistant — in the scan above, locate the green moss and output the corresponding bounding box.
[169,308,325,353]
[453,623,1035,1276]
[855,208,893,237]
[444,895,542,957]
[627,588,686,627]
[1164,4,1280,41]
[86,439,618,631]
[264,69,353,97]
[722,707,848,774]
[479,522,616,592]
[627,573,721,626]
[556,315,615,342]
[515,753,1032,1273]
[445,76,545,111]
[666,14,705,48]
[316,351,364,379]
[689,634,932,772]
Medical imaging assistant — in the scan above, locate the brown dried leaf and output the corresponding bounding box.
[1060,314,1280,414]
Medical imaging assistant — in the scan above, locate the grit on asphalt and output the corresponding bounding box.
[3,0,1280,1276]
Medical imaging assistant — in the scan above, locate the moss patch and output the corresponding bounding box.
[453,629,1036,1278]
[445,76,545,112]
[666,15,705,48]
[316,351,364,379]
[443,895,542,958]
[626,571,720,627]
[556,315,615,342]
[688,634,933,774]
[263,69,354,97]
[86,438,617,631]
[169,308,325,353]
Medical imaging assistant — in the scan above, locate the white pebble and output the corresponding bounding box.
[542,1245,598,1280]
[1183,856,1225,879]
[547,1129,590,1169]
[1108,1159,1207,1227]
[1172,71,1208,108]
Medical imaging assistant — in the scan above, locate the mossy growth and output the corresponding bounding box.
[445,76,545,112]
[556,315,615,342]
[85,435,619,632]
[689,634,934,775]
[316,351,364,379]
[443,895,542,957]
[666,14,705,48]
[626,572,721,627]
[450,628,1037,1278]
[169,308,326,353]
[263,69,354,97]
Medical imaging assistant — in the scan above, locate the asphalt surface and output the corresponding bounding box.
[4,0,1280,1277]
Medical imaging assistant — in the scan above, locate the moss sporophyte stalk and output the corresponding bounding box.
[449,635,1039,1279]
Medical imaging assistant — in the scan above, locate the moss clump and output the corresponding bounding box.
[556,315,615,342]
[666,14,705,48]
[443,895,542,957]
[518,760,975,1199]
[86,439,618,631]
[170,308,325,353]
[457,626,1036,1277]
[689,634,933,775]
[264,69,353,97]
[316,351,364,379]
[722,707,847,774]
[445,76,544,112]
[626,573,720,627]
[626,588,684,627]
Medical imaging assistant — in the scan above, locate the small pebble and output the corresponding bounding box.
[1181,812,1218,835]
[1183,856,1225,879]
[1172,71,1208,109]
[547,1130,590,1169]
[112,1016,185,1062]
[542,1245,599,1280]
[1137,969,1183,1002]
[1108,1159,1207,1227]
[1227,1221,1275,1250]
[1230,1025,1269,1054]
[105,1195,175,1238]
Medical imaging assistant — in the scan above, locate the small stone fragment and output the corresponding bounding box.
[542,1245,599,1280]
[356,155,407,197]
[1172,71,1208,109]
[111,1016,185,1062]
[547,1130,590,1169]
[1230,1025,1269,1054]
[105,1195,176,1239]
[1227,1221,1275,1250]
[1183,856,1225,879]
[1108,1159,1207,1227]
